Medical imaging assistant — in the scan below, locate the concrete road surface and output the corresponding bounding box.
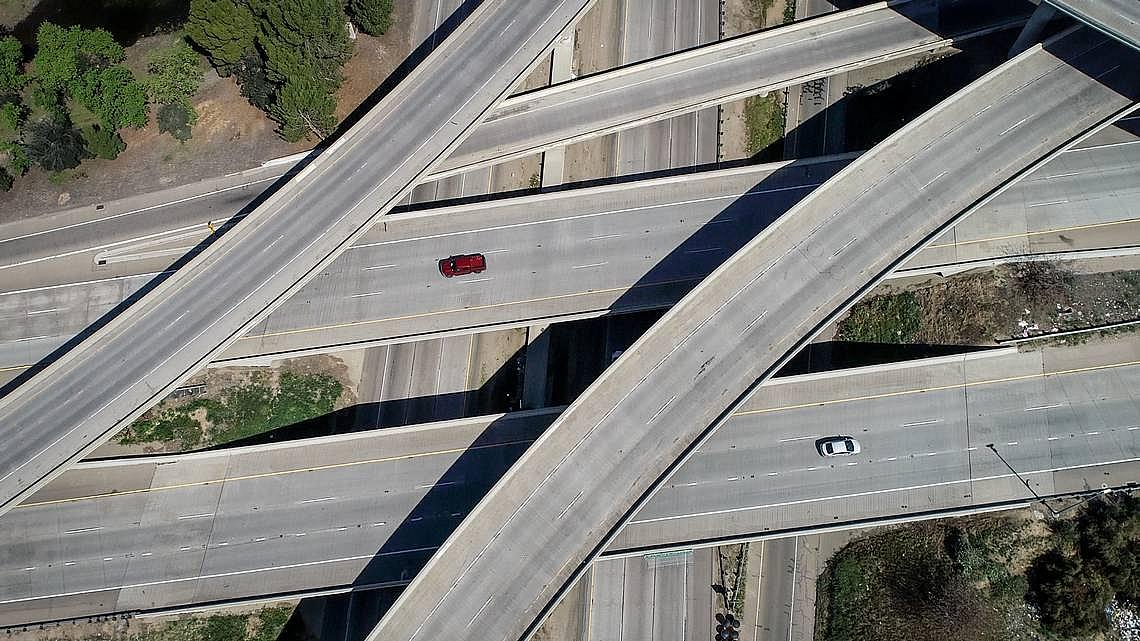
[0,0,598,518]
[365,28,1140,641]
[613,0,719,176]
[5,133,1140,382]
[586,549,714,641]
[0,0,1026,296]
[1047,0,1140,49]
[3,337,1140,625]
[751,539,798,641]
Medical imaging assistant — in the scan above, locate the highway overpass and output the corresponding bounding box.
[433,0,1029,177]
[2,134,1140,381]
[367,29,1140,641]
[1047,0,1140,50]
[1,337,1137,626]
[0,0,1029,294]
[0,0,599,518]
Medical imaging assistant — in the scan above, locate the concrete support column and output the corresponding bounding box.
[541,30,577,188]
[522,323,552,409]
[1009,3,1058,58]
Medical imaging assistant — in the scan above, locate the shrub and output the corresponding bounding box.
[23,118,91,171]
[1,141,30,174]
[0,100,25,133]
[70,65,148,130]
[145,41,204,105]
[0,36,24,95]
[157,101,197,141]
[0,166,12,191]
[80,124,125,159]
[348,0,393,35]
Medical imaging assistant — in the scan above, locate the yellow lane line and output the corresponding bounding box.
[927,217,1140,249]
[19,357,1140,509]
[240,218,1140,342]
[737,357,1140,416]
[237,278,700,341]
[16,437,536,509]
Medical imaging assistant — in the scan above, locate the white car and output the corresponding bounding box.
[816,435,861,457]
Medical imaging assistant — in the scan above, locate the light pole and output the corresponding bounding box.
[985,443,1059,517]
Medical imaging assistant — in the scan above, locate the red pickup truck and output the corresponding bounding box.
[438,253,487,277]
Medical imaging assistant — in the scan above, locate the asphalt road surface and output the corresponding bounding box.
[366,28,1140,641]
[0,0,597,518]
[2,338,1138,626]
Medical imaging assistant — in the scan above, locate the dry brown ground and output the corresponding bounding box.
[719,0,790,163]
[912,263,1140,345]
[0,15,413,223]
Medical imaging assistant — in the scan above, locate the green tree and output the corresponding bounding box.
[157,101,197,141]
[348,0,393,35]
[144,41,204,105]
[269,76,336,141]
[70,66,148,129]
[80,123,125,159]
[186,0,258,72]
[0,36,25,96]
[23,118,91,171]
[253,0,351,88]
[1,141,30,174]
[0,101,25,134]
[32,23,123,94]
[1031,551,1113,637]
[233,49,273,110]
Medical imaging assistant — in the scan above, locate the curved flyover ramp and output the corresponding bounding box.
[367,28,1140,641]
[1047,0,1140,50]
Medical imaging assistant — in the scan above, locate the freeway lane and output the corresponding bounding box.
[2,339,1138,626]
[4,135,1140,380]
[369,29,1140,641]
[1047,0,1140,49]
[0,0,598,517]
[0,0,1027,287]
[435,0,1030,177]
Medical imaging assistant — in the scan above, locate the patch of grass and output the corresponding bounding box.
[250,606,293,641]
[121,405,209,445]
[128,607,295,641]
[47,168,86,184]
[119,372,343,448]
[836,291,921,344]
[743,91,785,160]
[202,615,248,641]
